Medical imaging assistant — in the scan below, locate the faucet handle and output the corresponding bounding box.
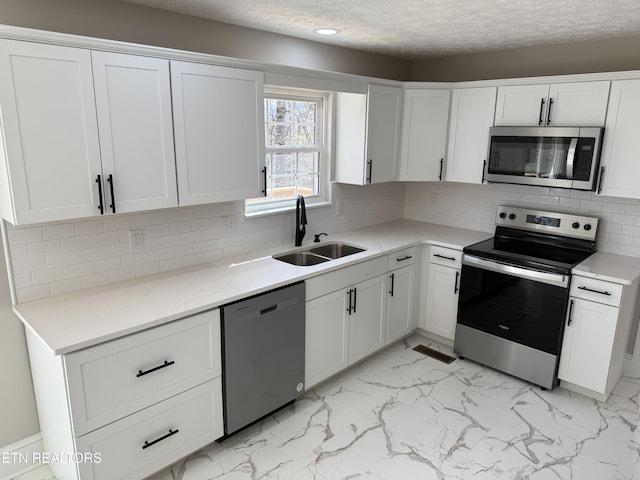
[314,233,328,243]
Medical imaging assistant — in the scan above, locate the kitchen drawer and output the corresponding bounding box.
[429,245,462,268]
[76,378,223,480]
[387,246,416,270]
[65,308,221,436]
[570,276,623,307]
[306,256,387,300]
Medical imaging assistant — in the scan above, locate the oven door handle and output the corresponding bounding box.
[462,254,569,288]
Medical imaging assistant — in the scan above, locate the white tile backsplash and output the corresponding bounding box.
[404,181,640,255]
[5,182,405,303]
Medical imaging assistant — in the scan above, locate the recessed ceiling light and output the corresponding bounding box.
[314,28,340,36]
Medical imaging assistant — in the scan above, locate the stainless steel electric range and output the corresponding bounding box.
[454,205,599,389]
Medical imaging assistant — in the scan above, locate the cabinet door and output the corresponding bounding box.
[599,79,640,199]
[547,81,610,127]
[305,289,350,389]
[365,85,402,183]
[446,87,497,184]
[386,265,416,345]
[0,40,102,224]
[494,84,550,126]
[349,274,387,363]
[171,61,265,206]
[92,52,177,214]
[558,298,618,393]
[424,263,460,341]
[398,89,450,181]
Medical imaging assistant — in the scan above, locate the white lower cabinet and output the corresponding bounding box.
[348,274,387,364]
[558,275,639,401]
[26,309,223,480]
[422,246,463,342]
[386,248,417,344]
[305,289,350,388]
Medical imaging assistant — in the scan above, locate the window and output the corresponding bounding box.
[245,89,330,216]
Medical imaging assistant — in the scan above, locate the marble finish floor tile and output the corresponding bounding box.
[149,334,640,480]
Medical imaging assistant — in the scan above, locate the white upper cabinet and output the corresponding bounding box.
[398,88,450,182]
[0,40,102,224]
[92,52,178,214]
[335,85,402,185]
[599,79,640,199]
[171,61,265,206]
[494,81,610,127]
[446,87,497,184]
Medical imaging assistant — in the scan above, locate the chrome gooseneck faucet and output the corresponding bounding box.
[295,195,307,246]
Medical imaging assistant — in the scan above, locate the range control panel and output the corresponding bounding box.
[496,205,598,241]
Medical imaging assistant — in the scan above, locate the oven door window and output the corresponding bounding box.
[489,136,573,179]
[457,264,569,354]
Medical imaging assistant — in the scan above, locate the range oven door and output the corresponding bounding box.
[456,254,570,355]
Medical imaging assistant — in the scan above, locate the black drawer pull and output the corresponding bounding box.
[454,271,460,294]
[577,285,611,296]
[389,273,395,297]
[96,175,104,214]
[136,360,175,378]
[142,429,179,450]
[434,253,456,261]
[396,255,413,262]
[567,299,575,326]
[347,289,353,315]
[107,174,116,213]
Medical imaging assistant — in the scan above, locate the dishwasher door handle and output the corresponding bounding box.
[260,304,278,315]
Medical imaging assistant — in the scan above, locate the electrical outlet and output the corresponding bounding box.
[429,193,438,207]
[222,215,236,234]
[129,229,144,252]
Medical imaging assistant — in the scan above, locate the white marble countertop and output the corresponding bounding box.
[572,252,640,285]
[14,220,492,355]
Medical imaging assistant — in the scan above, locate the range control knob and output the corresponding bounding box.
[508,213,516,220]
[499,212,507,219]
[572,222,580,229]
[584,224,592,231]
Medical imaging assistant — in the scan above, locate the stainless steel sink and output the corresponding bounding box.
[273,242,366,266]
[273,251,330,266]
[309,243,365,259]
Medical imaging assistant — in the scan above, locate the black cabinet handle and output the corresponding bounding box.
[366,159,373,184]
[142,429,179,450]
[439,158,444,181]
[107,174,116,214]
[347,289,353,315]
[261,167,267,196]
[136,360,175,378]
[396,255,413,262]
[434,253,456,261]
[538,98,545,125]
[389,273,395,297]
[567,299,575,326]
[353,287,357,313]
[577,285,611,296]
[481,160,487,183]
[546,98,554,125]
[96,175,104,214]
[454,271,460,294]
[597,166,605,194]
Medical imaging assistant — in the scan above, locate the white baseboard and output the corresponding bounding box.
[0,434,44,480]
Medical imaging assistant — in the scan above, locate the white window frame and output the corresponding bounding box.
[245,87,332,217]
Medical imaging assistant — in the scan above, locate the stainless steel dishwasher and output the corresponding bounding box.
[221,281,305,436]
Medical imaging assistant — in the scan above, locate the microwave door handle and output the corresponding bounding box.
[566,138,578,179]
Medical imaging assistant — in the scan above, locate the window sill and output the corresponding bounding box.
[244,201,332,218]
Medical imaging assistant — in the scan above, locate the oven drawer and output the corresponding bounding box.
[65,309,221,436]
[76,379,223,480]
[388,247,416,269]
[429,245,462,268]
[570,276,623,307]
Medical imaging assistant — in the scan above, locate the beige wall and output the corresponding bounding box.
[0,0,411,80]
[0,246,39,448]
[412,34,640,81]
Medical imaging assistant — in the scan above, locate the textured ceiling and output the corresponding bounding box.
[121,0,640,59]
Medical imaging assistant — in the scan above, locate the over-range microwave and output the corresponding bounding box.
[485,126,604,191]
